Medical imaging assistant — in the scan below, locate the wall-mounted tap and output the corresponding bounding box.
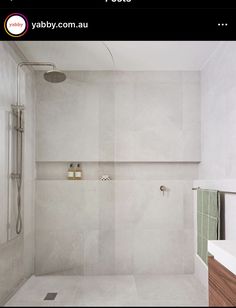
[160,185,167,196]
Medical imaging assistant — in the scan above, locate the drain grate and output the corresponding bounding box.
[44,292,58,301]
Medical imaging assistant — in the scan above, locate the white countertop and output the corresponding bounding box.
[208,240,236,275]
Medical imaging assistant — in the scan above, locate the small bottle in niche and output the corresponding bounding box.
[74,163,82,180]
[67,163,75,180]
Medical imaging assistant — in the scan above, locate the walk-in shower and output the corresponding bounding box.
[12,62,66,234]
[1,41,216,307]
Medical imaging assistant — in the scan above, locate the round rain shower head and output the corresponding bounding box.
[44,70,66,83]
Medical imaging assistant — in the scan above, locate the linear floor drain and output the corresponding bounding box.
[44,292,58,300]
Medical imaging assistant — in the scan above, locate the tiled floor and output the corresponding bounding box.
[5,275,208,307]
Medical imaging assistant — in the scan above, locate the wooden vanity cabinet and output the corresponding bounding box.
[208,256,236,306]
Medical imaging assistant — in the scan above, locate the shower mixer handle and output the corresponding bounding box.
[160,185,167,195]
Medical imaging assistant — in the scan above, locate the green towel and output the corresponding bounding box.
[197,189,220,265]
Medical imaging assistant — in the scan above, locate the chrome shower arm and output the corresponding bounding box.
[16,62,56,106]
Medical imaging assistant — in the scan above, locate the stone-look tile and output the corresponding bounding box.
[36,179,194,276]
[114,83,136,161]
[115,181,184,230]
[0,238,24,303]
[114,162,198,180]
[115,81,184,162]
[98,162,115,180]
[0,44,18,108]
[5,275,208,307]
[182,83,200,126]
[98,84,115,161]
[133,229,184,274]
[115,181,136,229]
[36,181,99,232]
[183,181,194,229]
[134,274,207,303]
[199,42,236,179]
[36,181,117,276]
[181,81,201,162]
[114,72,200,162]
[0,42,36,304]
[36,71,200,162]
[83,228,117,276]
[5,275,79,306]
[0,111,10,244]
[113,71,183,84]
[74,275,137,306]
[133,181,184,229]
[182,125,201,162]
[183,230,194,274]
[115,228,134,274]
[97,229,116,275]
[98,182,115,230]
[83,230,99,275]
[134,71,182,84]
[182,181,195,273]
[36,74,100,161]
[35,229,84,275]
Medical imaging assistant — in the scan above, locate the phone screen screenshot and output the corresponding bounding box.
[0,1,236,307]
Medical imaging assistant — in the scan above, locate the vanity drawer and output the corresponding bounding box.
[208,256,236,306]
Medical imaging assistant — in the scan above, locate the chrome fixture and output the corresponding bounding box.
[44,70,66,83]
[13,62,66,235]
[192,187,236,195]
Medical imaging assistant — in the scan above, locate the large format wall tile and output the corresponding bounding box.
[35,71,198,276]
[36,181,100,232]
[133,229,184,274]
[115,82,183,161]
[200,42,236,178]
[36,180,194,275]
[0,238,24,303]
[36,229,84,275]
[115,181,184,230]
[115,227,134,274]
[0,43,36,303]
[36,71,200,162]
[36,77,100,161]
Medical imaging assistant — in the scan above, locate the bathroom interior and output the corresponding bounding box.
[0,41,236,307]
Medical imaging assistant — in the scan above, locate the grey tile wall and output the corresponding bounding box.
[35,179,195,275]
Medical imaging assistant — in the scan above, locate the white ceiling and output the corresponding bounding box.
[15,41,220,71]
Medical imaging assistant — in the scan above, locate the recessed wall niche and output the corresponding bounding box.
[36,161,199,181]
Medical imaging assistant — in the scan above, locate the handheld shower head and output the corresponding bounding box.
[44,69,66,83]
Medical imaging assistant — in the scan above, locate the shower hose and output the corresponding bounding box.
[15,110,23,235]
[16,173,22,234]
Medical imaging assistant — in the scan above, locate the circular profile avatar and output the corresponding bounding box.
[4,13,29,37]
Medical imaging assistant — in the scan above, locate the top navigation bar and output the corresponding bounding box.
[1,0,236,9]
[1,3,236,40]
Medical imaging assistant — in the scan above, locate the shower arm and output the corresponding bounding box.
[16,62,56,107]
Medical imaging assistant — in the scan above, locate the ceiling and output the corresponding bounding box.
[15,41,220,71]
